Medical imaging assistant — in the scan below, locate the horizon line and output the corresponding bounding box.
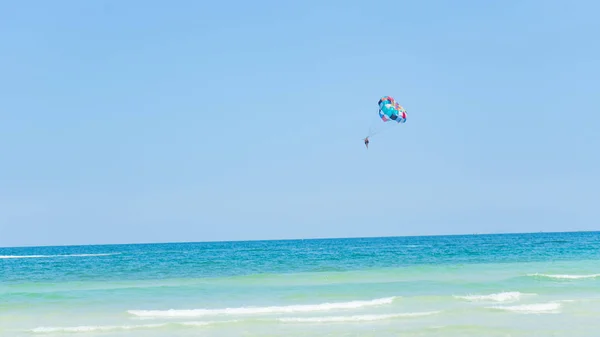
[1,229,598,249]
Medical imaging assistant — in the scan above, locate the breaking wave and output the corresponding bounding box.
[527,273,600,280]
[128,296,399,318]
[454,291,532,302]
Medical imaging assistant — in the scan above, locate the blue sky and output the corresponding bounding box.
[1,0,599,247]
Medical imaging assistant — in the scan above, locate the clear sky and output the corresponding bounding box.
[1,0,599,247]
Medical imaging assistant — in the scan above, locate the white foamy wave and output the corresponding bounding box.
[454,292,530,302]
[31,324,168,333]
[528,273,600,280]
[30,321,217,334]
[0,253,119,259]
[128,297,398,318]
[486,302,561,314]
[279,311,440,323]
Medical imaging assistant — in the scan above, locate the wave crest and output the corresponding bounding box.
[527,273,600,280]
[454,291,528,302]
[486,302,561,314]
[128,296,398,318]
[29,321,221,334]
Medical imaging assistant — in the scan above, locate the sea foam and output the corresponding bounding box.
[486,302,561,314]
[454,291,530,302]
[29,321,220,334]
[528,273,600,280]
[128,296,398,318]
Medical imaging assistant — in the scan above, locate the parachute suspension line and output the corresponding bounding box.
[367,109,394,138]
[366,109,385,138]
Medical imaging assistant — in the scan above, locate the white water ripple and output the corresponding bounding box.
[528,273,600,280]
[454,291,533,302]
[128,296,399,318]
[29,321,222,334]
[486,302,562,314]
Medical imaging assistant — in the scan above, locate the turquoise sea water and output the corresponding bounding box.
[1,231,600,336]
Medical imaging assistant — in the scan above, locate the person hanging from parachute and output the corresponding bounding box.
[363,96,407,148]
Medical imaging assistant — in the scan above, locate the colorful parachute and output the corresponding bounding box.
[378,96,407,123]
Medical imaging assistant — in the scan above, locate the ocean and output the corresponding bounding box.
[1,231,599,336]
